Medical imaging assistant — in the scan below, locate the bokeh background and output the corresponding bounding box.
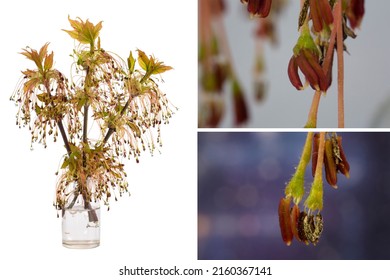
[199,0,390,128]
[198,132,390,259]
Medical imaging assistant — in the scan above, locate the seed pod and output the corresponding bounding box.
[303,49,328,92]
[337,136,350,178]
[312,133,320,177]
[295,51,320,91]
[288,56,303,90]
[290,204,301,242]
[317,0,334,26]
[309,0,323,33]
[278,197,293,246]
[309,0,334,33]
[324,139,338,188]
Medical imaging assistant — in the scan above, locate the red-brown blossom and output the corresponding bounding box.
[346,0,365,30]
[232,81,248,125]
[241,0,272,18]
[309,0,334,33]
[278,197,293,246]
[288,49,329,92]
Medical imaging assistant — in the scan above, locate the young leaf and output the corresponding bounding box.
[151,64,173,75]
[137,49,150,71]
[127,51,135,74]
[61,158,69,169]
[44,52,54,71]
[38,43,50,64]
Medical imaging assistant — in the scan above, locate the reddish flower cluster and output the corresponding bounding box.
[312,133,350,188]
[240,0,272,18]
[288,48,332,92]
[278,197,323,246]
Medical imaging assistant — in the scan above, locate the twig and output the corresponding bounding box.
[58,120,71,155]
[335,0,344,128]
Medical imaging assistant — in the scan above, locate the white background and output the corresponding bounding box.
[0,0,388,279]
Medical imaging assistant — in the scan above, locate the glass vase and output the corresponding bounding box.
[62,193,100,249]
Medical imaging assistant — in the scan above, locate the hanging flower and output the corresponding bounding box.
[288,24,329,92]
[240,0,272,18]
[232,80,248,125]
[346,0,365,30]
[309,0,334,33]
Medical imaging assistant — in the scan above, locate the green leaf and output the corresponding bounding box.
[35,105,42,114]
[127,121,141,138]
[127,51,135,74]
[63,16,103,45]
[151,64,173,75]
[61,158,69,169]
[83,143,91,153]
[44,52,54,71]
[77,95,87,111]
[137,49,149,71]
[36,93,47,103]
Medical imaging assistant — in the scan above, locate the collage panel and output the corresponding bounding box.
[198,0,389,128]
[198,132,390,259]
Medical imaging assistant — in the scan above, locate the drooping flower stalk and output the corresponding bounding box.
[284,132,313,205]
[305,132,325,212]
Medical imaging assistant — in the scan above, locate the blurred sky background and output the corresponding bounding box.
[205,0,390,128]
[198,132,390,259]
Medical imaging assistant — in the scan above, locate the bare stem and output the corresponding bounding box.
[314,132,326,181]
[58,120,71,155]
[305,91,321,128]
[83,103,89,166]
[83,67,91,154]
[336,1,345,128]
[83,105,89,145]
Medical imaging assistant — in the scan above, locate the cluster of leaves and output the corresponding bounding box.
[12,43,70,148]
[11,17,175,210]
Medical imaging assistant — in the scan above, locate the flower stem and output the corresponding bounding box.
[285,132,313,204]
[305,91,321,128]
[305,132,325,212]
[305,3,338,128]
[336,0,345,128]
